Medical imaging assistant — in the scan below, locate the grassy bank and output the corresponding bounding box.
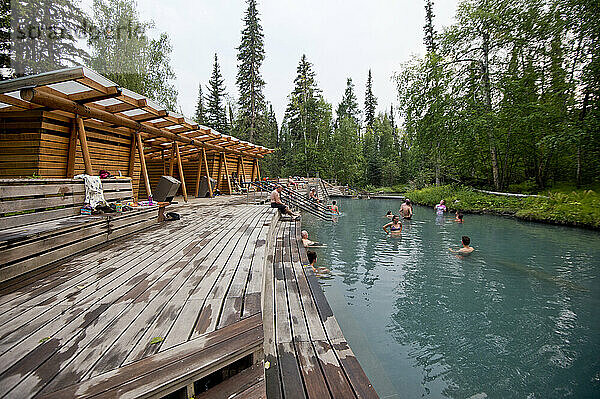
[403,185,600,229]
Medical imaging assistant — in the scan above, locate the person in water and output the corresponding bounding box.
[400,199,413,219]
[454,211,464,223]
[386,210,393,218]
[307,250,329,274]
[301,230,324,248]
[329,200,340,215]
[435,199,447,215]
[270,185,299,219]
[449,236,474,255]
[383,215,403,235]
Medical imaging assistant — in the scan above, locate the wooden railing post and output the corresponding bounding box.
[66,119,77,177]
[203,149,213,198]
[222,153,232,194]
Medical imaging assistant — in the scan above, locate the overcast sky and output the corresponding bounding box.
[85,0,459,124]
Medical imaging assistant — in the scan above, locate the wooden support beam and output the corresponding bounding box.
[175,142,188,202]
[20,88,266,158]
[195,154,202,197]
[256,159,261,181]
[250,158,256,182]
[135,132,152,199]
[169,142,175,176]
[162,149,167,175]
[216,152,223,193]
[127,135,136,178]
[239,156,247,183]
[66,119,77,177]
[202,149,213,198]
[235,156,241,185]
[76,117,93,175]
[222,152,232,194]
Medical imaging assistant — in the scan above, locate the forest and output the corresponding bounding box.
[2,0,599,193]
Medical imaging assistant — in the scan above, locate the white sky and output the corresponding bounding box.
[83,0,459,124]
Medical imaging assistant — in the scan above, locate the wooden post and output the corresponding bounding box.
[216,152,223,193]
[222,153,232,194]
[235,156,241,185]
[250,159,256,182]
[76,117,93,175]
[66,119,77,177]
[256,159,261,181]
[135,132,152,199]
[169,142,175,176]
[195,154,202,197]
[161,149,166,175]
[175,142,188,202]
[203,149,213,198]
[239,156,247,183]
[127,135,136,178]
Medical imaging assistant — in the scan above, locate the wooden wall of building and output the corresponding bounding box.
[0,110,142,196]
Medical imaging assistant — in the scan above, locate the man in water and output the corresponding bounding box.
[270,185,299,219]
[306,250,329,274]
[449,236,474,255]
[301,230,325,248]
[400,199,413,219]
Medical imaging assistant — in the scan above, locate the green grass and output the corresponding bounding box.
[404,184,600,229]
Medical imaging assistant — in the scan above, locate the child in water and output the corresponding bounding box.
[454,211,464,223]
[307,250,329,274]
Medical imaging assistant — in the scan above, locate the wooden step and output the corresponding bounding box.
[196,362,266,399]
[39,313,263,399]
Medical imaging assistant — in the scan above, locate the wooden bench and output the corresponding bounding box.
[39,313,264,399]
[0,178,162,284]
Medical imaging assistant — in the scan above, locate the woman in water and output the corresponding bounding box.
[383,215,403,235]
[435,199,447,215]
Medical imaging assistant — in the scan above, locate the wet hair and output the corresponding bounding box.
[386,210,392,215]
[462,236,470,245]
[393,215,400,222]
[301,230,308,238]
[332,200,337,205]
[307,250,317,264]
[405,199,411,204]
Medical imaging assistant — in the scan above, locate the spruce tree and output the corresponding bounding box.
[194,83,205,124]
[236,0,265,142]
[205,53,228,133]
[336,77,361,125]
[423,0,437,53]
[364,69,377,128]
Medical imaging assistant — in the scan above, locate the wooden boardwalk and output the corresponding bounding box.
[263,217,378,399]
[0,197,273,398]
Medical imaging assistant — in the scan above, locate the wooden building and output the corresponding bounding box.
[0,67,272,199]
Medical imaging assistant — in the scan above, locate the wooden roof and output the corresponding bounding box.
[0,67,273,159]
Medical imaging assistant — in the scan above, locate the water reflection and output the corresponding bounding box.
[302,198,600,399]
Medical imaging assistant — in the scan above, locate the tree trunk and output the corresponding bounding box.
[481,31,501,190]
[577,91,589,187]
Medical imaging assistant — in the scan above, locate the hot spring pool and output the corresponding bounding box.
[301,198,600,398]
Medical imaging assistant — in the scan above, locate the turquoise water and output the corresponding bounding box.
[301,198,600,399]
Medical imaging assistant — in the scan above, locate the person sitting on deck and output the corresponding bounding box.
[308,188,320,203]
[301,230,325,248]
[454,211,464,223]
[306,250,329,274]
[383,215,403,235]
[270,185,299,219]
[449,235,474,255]
[329,200,340,215]
[400,199,413,219]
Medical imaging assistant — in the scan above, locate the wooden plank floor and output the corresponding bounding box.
[264,217,379,399]
[0,196,276,398]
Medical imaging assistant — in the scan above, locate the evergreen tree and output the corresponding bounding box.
[9,0,88,77]
[336,77,361,125]
[423,0,437,53]
[205,53,228,133]
[194,83,205,124]
[364,69,377,128]
[236,0,265,142]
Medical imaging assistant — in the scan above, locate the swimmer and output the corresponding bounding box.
[307,250,329,274]
[301,230,325,248]
[385,210,394,218]
[449,236,474,255]
[400,199,413,219]
[329,200,340,215]
[383,215,402,235]
[454,211,464,223]
[435,199,447,215]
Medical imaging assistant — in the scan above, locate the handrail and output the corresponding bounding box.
[246,181,333,221]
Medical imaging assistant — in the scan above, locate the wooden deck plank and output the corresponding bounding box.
[277,342,307,399]
[195,362,265,399]
[294,340,331,399]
